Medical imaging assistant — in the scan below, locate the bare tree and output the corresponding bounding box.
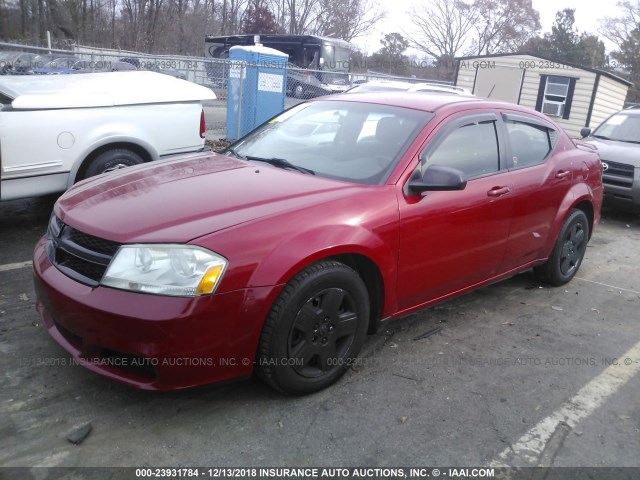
[284,0,317,34]
[0,0,9,37]
[311,0,384,41]
[7,0,386,54]
[45,0,75,40]
[106,0,116,46]
[600,2,640,101]
[599,0,640,48]
[219,0,248,33]
[408,0,475,75]
[471,0,540,55]
[241,4,281,33]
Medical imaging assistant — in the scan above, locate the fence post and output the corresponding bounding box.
[236,63,245,140]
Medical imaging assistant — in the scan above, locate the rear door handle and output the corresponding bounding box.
[555,170,571,179]
[487,186,510,197]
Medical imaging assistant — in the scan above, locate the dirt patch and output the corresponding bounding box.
[206,138,232,152]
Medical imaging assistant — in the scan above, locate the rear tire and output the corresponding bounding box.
[534,209,589,286]
[82,148,144,180]
[257,260,369,394]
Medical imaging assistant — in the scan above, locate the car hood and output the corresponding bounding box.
[584,137,640,167]
[56,152,362,243]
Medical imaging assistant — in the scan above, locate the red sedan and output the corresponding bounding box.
[33,93,603,394]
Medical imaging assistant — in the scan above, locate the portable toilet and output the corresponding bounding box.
[226,45,288,140]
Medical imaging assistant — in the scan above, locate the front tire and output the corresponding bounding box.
[257,260,370,394]
[82,148,144,180]
[534,209,589,286]
[294,84,306,98]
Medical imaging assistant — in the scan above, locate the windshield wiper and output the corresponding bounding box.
[245,155,315,175]
[592,134,611,140]
[224,147,245,159]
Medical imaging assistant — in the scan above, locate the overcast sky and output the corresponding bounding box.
[352,0,621,55]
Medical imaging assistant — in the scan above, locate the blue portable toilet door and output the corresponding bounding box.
[226,45,288,140]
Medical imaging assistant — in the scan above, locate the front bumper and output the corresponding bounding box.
[33,237,280,390]
[602,183,640,212]
[602,165,640,212]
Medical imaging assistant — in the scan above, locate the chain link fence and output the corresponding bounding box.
[1,41,456,140]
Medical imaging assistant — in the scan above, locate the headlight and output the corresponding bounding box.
[101,245,227,297]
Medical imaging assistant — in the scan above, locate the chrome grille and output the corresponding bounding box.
[602,160,635,188]
[602,160,634,178]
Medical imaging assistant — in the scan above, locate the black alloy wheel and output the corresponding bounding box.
[257,260,369,394]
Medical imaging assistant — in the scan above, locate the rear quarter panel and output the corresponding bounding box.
[540,138,603,260]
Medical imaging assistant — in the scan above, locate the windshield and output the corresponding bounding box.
[593,113,640,143]
[319,45,350,73]
[333,46,351,72]
[228,100,432,185]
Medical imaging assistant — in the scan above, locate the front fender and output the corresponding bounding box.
[248,224,399,316]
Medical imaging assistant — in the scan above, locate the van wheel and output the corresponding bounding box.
[294,84,306,98]
[82,149,144,180]
[257,260,369,394]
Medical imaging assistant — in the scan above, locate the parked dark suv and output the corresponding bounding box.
[581,107,640,212]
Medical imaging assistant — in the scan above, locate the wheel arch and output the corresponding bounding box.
[69,141,156,186]
[542,184,596,259]
[325,252,385,334]
[270,248,389,336]
[247,240,395,336]
[572,199,594,240]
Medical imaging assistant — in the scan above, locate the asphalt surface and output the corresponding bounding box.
[1,194,639,470]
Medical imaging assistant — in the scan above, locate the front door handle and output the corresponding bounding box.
[487,186,510,197]
[555,170,571,179]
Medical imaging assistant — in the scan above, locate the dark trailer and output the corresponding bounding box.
[204,34,351,72]
[204,34,352,97]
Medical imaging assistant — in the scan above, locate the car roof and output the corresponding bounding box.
[346,81,418,93]
[347,80,471,95]
[357,80,413,88]
[321,91,486,112]
[407,83,472,95]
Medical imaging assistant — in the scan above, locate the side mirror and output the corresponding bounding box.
[580,127,591,138]
[408,165,467,194]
